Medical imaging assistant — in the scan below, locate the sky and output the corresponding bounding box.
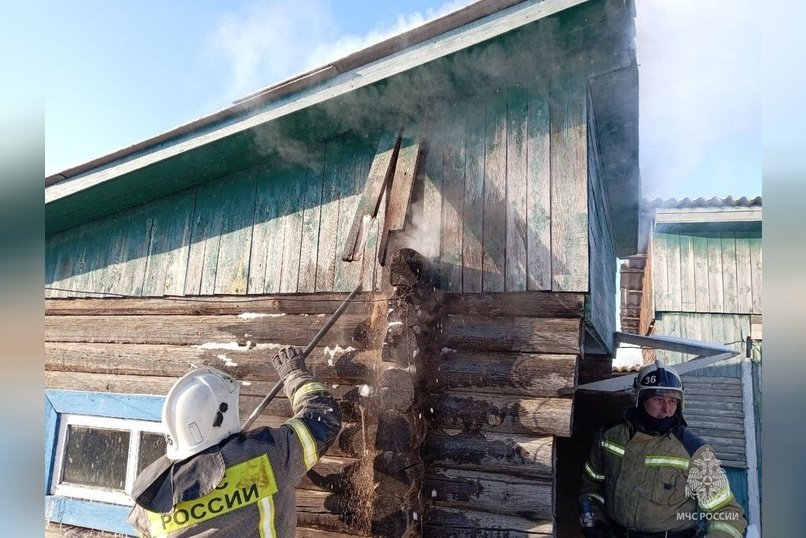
[43,0,761,201]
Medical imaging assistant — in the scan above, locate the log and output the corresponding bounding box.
[423,430,554,479]
[442,292,584,318]
[379,366,415,411]
[295,489,356,534]
[45,313,367,347]
[373,451,423,497]
[375,410,418,453]
[436,351,576,397]
[44,293,371,317]
[45,342,374,384]
[424,507,553,537]
[44,371,364,422]
[428,391,573,437]
[299,455,361,494]
[443,315,581,354]
[371,493,413,538]
[388,248,438,290]
[423,467,552,520]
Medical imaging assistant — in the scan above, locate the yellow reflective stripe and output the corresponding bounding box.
[286,417,318,470]
[601,440,625,457]
[700,486,733,511]
[292,381,328,408]
[589,493,605,505]
[145,454,278,534]
[645,456,689,470]
[257,495,276,537]
[584,461,605,481]
[710,520,743,538]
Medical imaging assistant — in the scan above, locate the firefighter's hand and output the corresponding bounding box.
[271,346,307,381]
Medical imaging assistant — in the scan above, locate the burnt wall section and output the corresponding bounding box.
[421,291,584,536]
[363,247,443,536]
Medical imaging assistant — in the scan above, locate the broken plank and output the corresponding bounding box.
[342,131,401,262]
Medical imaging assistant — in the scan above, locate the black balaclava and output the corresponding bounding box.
[637,394,681,434]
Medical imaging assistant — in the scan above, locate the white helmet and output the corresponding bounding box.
[162,368,240,461]
[633,360,684,410]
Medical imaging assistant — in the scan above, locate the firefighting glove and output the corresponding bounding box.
[271,346,308,382]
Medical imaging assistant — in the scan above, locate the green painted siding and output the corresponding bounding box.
[46,67,602,298]
[653,230,761,314]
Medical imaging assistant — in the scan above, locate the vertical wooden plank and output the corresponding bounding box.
[721,231,739,313]
[526,75,552,291]
[666,232,682,311]
[421,129,444,261]
[506,85,529,292]
[462,96,485,293]
[298,147,325,293]
[248,167,276,294]
[482,90,507,292]
[142,192,195,296]
[549,65,588,291]
[652,233,669,311]
[679,234,696,311]
[707,234,724,312]
[440,117,466,293]
[341,132,400,262]
[214,172,258,295]
[734,231,754,313]
[316,137,344,292]
[748,232,762,314]
[280,167,306,293]
[184,182,224,295]
[364,188,386,292]
[692,234,709,313]
[118,204,153,297]
[334,138,367,292]
[355,143,378,290]
[379,134,421,267]
[265,169,292,293]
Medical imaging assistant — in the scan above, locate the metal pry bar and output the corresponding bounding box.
[240,282,363,432]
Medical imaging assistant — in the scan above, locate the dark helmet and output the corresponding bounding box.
[633,360,684,410]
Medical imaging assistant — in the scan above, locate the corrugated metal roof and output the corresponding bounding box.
[644,195,762,209]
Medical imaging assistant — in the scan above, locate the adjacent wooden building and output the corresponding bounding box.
[45,0,640,535]
[619,196,762,531]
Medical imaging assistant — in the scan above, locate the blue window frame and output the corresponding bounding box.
[45,390,165,535]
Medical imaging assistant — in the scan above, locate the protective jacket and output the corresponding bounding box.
[128,374,341,537]
[580,408,746,538]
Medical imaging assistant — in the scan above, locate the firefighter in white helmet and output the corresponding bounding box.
[128,346,341,537]
[579,360,747,538]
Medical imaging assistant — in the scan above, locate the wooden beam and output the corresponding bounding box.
[342,132,401,262]
[424,467,553,519]
[442,291,584,317]
[45,313,367,347]
[379,134,422,266]
[443,315,581,354]
[428,391,573,437]
[44,293,370,316]
[424,429,554,478]
[424,507,553,536]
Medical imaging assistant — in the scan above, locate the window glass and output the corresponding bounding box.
[137,431,167,475]
[62,425,130,490]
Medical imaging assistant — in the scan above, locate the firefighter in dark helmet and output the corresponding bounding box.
[579,360,746,537]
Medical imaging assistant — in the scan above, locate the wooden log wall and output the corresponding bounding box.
[421,288,584,535]
[45,291,385,536]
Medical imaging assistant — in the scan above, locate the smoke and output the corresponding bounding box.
[635,0,761,199]
[210,0,475,106]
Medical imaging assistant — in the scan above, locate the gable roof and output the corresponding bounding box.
[45,0,639,253]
